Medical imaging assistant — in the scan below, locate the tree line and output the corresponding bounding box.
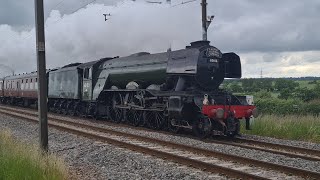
[224,78,320,115]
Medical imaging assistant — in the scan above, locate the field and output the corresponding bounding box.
[295,80,316,89]
[0,130,68,180]
[241,115,320,143]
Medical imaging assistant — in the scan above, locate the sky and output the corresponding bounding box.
[0,0,319,78]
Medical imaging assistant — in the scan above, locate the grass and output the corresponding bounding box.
[241,114,320,143]
[0,130,68,180]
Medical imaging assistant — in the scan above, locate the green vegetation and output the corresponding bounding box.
[241,115,320,143]
[225,78,320,142]
[224,78,320,116]
[0,130,68,180]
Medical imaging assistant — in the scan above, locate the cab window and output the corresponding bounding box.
[84,68,92,79]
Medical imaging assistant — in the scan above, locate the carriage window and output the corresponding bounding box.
[35,78,38,90]
[30,80,33,89]
[21,80,24,90]
[89,68,92,79]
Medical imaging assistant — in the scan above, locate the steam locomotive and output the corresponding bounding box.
[0,41,257,138]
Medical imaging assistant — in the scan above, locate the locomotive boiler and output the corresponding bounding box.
[96,41,241,92]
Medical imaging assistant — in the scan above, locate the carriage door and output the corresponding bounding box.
[82,67,92,101]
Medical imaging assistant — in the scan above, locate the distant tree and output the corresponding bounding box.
[313,83,320,98]
[241,79,255,92]
[278,89,292,100]
[274,79,299,92]
[293,87,317,102]
[254,90,272,99]
[308,80,318,84]
[255,79,273,91]
[229,82,243,92]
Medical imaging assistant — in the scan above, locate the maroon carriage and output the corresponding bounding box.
[2,72,38,106]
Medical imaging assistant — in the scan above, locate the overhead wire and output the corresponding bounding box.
[17,0,99,42]
[171,0,197,7]
[69,0,97,15]
[15,0,196,41]
[50,0,67,11]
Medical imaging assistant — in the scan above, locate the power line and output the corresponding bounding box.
[69,0,97,15]
[171,0,197,7]
[16,0,98,42]
[50,0,67,11]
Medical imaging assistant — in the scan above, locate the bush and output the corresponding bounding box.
[255,98,302,115]
[253,90,272,99]
[301,99,320,116]
[255,97,320,116]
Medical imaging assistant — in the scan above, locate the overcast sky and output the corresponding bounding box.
[0,0,319,78]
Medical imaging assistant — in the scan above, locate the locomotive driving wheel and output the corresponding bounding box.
[193,116,212,139]
[145,110,166,130]
[125,92,143,126]
[110,93,124,123]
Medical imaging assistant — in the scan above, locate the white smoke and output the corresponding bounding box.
[0,1,202,76]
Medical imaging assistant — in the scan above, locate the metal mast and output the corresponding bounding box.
[201,0,207,41]
[201,0,214,41]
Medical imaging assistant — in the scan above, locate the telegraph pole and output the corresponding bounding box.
[201,0,207,41]
[34,0,48,151]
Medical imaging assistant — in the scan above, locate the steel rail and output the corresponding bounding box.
[208,139,320,162]
[233,138,320,157]
[2,105,320,162]
[1,106,320,179]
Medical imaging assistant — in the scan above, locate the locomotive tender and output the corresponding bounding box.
[0,41,257,138]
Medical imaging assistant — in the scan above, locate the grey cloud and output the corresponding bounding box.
[209,0,320,53]
[0,0,34,28]
[2,0,320,53]
[262,53,280,63]
[1,0,320,78]
[0,0,119,29]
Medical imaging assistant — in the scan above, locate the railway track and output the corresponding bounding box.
[208,138,320,162]
[0,105,320,179]
[3,105,319,162]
